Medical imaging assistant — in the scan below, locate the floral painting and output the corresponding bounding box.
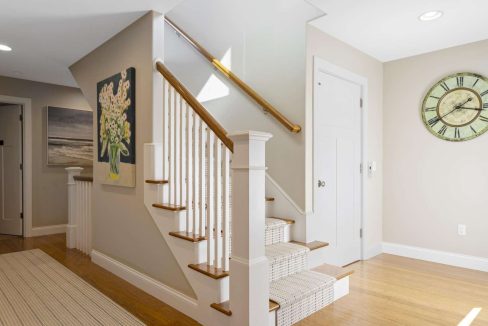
[96,68,136,187]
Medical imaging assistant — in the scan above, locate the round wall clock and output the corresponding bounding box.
[422,72,488,141]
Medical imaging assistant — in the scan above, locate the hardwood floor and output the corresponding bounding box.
[0,234,199,326]
[1,234,487,325]
[299,254,488,325]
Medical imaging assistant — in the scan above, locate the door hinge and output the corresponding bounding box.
[360,163,363,174]
[20,212,24,219]
[19,114,23,121]
[20,163,23,170]
[360,98,363,108]
[360,228,363,238]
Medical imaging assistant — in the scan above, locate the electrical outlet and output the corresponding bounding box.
[458,224,467,236]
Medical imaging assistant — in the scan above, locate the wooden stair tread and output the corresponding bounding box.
[268,217,295,224]
[265,197,275,202]
[269,300,280,312]
[290,240,329,251]
[211,300,280,315]
[210,301,232,316]
[312,263,354,280]
[188,263,229,279]
[145,179,168,185]
[169,231,205,242]
[152,203,186,211]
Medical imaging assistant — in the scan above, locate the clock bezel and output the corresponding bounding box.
[421,72,488,142]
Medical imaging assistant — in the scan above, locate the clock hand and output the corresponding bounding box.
[458,107,484,111]
[440,97,473,119]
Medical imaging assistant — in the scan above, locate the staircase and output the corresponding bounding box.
[140,58,353,326]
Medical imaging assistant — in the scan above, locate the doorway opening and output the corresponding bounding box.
[312,57,367,267]
[0,103,24,236]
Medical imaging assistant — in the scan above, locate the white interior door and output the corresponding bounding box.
[314,69,362,267]
[0,105,23,236]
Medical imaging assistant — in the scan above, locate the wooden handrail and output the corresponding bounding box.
[156,61,234,152]
[164,17,302,134]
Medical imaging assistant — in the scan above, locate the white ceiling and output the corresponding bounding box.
[308,0,488,62]
[0,0,179,87]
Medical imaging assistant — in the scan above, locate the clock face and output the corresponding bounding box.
[422,72,488,141]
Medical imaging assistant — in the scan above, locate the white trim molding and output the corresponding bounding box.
[91,250,199,318]
[30,224,67,237]
[382,242,488,272]
[0,94,33,237]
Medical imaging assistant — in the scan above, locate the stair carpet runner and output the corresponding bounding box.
[265,218,336,326]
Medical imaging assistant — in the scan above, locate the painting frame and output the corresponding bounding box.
[46,106,93,167]
[96,67,136,188]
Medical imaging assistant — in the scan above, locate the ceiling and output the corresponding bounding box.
[308,0,488,62]
[0,0,179,87]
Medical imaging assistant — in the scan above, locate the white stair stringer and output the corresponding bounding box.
[144,143,231,326]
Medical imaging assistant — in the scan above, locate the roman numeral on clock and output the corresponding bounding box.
[484,103,488,109]
[480,115,488,123]
[457,76,464,87]
[440,82,450,92]
[481,90,488,97]
[428,116,440,127]
[473,78,480,87]
[471,126,477,134]
[438,125,447,136]
[430,96,441,100]
[454,128,461,139]
[425,107,436,112]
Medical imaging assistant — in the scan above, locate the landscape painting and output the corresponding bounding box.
[47,106,93,166]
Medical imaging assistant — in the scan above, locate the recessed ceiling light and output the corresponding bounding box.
[0,44,12,52]
[419,10,443,22]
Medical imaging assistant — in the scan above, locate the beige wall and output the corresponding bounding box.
[306,25,384,257]
[0,76,91,228]
[70,12,195,297]
[384,40,488,258]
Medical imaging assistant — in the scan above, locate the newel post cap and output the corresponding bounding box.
[228,130,273,142]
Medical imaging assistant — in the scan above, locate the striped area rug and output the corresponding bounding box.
[0,249,144,325]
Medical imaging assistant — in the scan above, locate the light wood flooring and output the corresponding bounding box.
[1,234,487,325]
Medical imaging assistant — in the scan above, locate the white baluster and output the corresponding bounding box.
[186,103,192,234]
[174,92,179,206]
[179,96,184,207]
[168,86,173,204]
[223,148,230,271]
[193,114,199,236]
[214,139,222,268]
[206,130,214,265]
[199,120,206,237]
[162,80,169,202]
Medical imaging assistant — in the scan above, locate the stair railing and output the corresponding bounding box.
[164,17,302,134]
[156,60,232,271]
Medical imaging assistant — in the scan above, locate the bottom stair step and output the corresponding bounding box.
[210,300,282,316]
[270,271,335,326]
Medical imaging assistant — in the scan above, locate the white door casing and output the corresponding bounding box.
[0,105,23,235]
[313,57,366,266]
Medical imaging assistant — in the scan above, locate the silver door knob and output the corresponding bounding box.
[318,180,325,188]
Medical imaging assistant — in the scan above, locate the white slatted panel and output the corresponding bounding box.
[73,180,92,255]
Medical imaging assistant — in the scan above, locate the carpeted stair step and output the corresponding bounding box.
[270,271,336,326]
[265,218,288,245]
[266,242,310,282]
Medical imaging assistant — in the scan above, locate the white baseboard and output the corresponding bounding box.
[363,244,383,260]
[30,224,67,237]
[382,242,488,272]
[91,250,199,320]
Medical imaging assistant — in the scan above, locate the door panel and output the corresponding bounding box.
[314,71,361,266]
[0,105,23,236]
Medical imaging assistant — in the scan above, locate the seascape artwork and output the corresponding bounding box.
[97,67,136,187]
[47,107,93,166]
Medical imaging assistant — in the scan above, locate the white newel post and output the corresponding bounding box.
[229,131,272,326]
[65,167,83,248]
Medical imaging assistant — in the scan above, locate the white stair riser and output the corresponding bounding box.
[265,224,291,245]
